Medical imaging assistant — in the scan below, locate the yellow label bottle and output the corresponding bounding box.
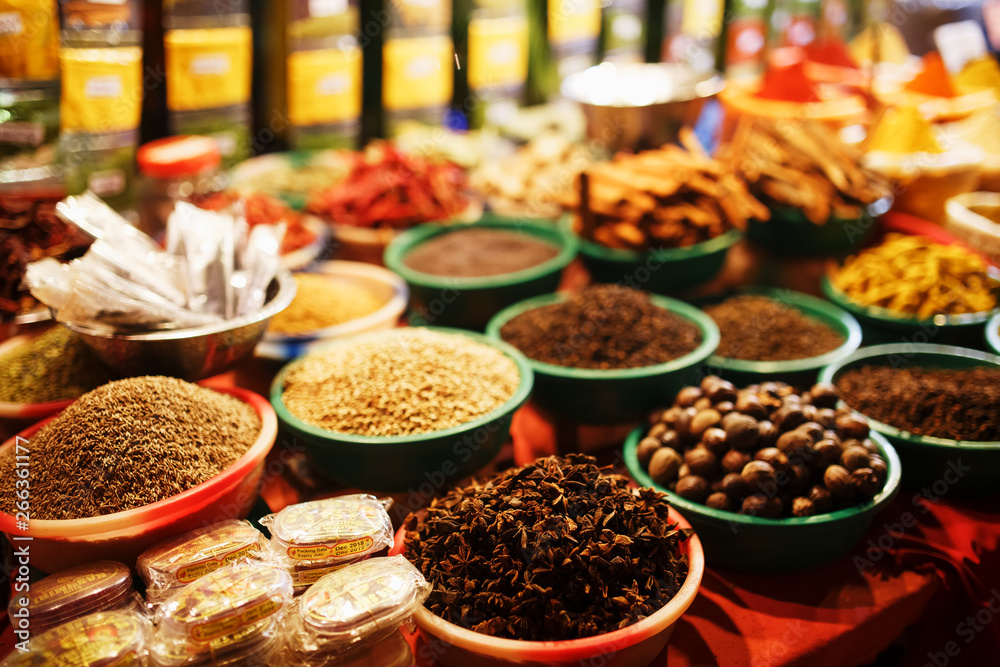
[59,46,143,133]
[382,34,454,112]
[164,26,253,111]
[287,47,363,126]
[468,14,528,91]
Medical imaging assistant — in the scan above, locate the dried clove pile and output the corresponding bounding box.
[403,454,689,641]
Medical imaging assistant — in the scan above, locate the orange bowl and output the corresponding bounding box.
[0,386,277,573]
[390,506,704,667]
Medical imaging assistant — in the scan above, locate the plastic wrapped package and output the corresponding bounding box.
[260,495,393,592]
[3,610,150,666]
[283,556,430,665]
[7,560,140,634]
[137,520,270,605]
[150,563,293,667]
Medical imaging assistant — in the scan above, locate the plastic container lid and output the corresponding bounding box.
[5,610,148,666]
[137,520,268,601]
[137,136,222,179]
[8,561,133,631]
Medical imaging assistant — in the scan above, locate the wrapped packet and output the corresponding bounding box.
[3,610,150,666]
[7,560,139,634]
[260,495,393,592]
[284,556,430,664]
[150,563,293,667]
[137,520,269,605]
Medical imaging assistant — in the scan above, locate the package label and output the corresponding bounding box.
[165,26,252,111]
[287,47,362,126]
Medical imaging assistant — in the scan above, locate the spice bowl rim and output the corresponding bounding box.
[260,260,409,343]
[987,312,1000,356]
[820,271,1000,329]
[484,291,721,381]
[0,330,78,419]
[702,286,863,375]
[389,504,704,662]
[0,384,277,537]
[624,427,902,527]
[568,219,743,265]
[383,215,580,291]
[269,326,535,445]
[817,343,1000,451]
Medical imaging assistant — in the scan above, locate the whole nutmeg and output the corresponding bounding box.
[711,478,725,493]
[822,430,843,446]
[701,427,728,456]
[735,393,768,420]
[787,463,812,494]
[714,401,735,415]
[647,423,668,440]
[706,492,734,511]
[636,437,662,467]
[795,421,825,442]
[648,448,683,485]
[685,446,720,479]
[773,405,807,432]
[694,397,713,412]
[812,439,842,471]
[815,408,838,429]
[678,463,691,479]
[705,379,738,404]
[690,409,722,440]
[721,472,749,499]
[840,446,871,472]
[724,414,760,451]
[801,405,818,424]
[776,431,814,459]
[836,414,870,440]
[809,382,839,408]
[722,450,752,474]
[700,374,723,392]
[676,475,711,503]
[860,438,879,455]
[869,456,888,483]
[675,407,699,441]
[675,386,703,408]
[648,408,666,425]
[809,485,834,513]
[754,447,789,473]
[824,465,856,500]
[758,420,778,447]
[761,496,783,518]
[742,460,777,491]
[661,406,683,427]
[852,468,881,499]
[660,430,683,452]
[740,493,769,516]
[792,497,817,517]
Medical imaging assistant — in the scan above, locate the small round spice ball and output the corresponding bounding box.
[860,438,880,455]
[740,494,768,516]
[690,409,722,440]
[675,386,703,407]
[809,485,834,513]
[852,468,881,499]
[676,475,711,503]
[724,414,760,451]
[758,420,778,447]
[792,497,817,517]
[702,427,728,456]
[795,421,825,442]
[869,456,888,484]
[636,437,663,467]
[787,464,812,494]
[706,492,734,511]
[721,472,749,499]
[648,448,683,485]
[722,450,751,475]
[824,465,856,500]
[714,401,735,415]
[812,439,841,471]
[822,430,842,446]
[660,430,682,452]
[704,378,737,404]
[675,408,699,442]
[773,405,807,432]
[754,448,788,473]
[684,447,719,479]
[693,397,712,411]
[735,392,768,420]
[840,446,871,472]
[836,414,870,440]
[741,460,777,492]
[661,406,683,427]
[647,423,668,440]
[809,382,839,408]
[776,431,813,459]
[815,408,838,429]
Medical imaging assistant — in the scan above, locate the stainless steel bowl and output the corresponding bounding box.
[561,63,725,153]
[65,270,297,381]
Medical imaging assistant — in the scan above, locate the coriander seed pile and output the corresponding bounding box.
[0,327,116,403]
[281,328,520,437]
[0,376,261,520]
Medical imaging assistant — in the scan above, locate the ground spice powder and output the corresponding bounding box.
[705,295,845,362]
[0,377,261,520]
[403,228,561,278]
[0,327,116,403]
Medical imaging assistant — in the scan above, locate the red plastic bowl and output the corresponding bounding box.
[390,506,704,667]
[0,386,277,573]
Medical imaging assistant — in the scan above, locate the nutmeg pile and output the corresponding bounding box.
[637,377,888,518]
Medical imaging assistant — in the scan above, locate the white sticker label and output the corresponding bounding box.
[404,55,437,79]
[88,169,126,197]
[85,76,123,98]
[0,12,23,36]
[190,54,232,76]
[310,0,348,17]
[317,73,349,95]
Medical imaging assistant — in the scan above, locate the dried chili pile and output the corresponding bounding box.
[404,454,690,641]
[306,145,470,229]
[0,196,92,317]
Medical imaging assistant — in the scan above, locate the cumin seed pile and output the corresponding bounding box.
[0,376,261,520]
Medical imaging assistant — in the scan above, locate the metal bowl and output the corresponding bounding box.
[65,271,297,381]
[561,63,724,153]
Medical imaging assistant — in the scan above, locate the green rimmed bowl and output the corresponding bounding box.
[821,273,1000,349]
[564,217,741,294]
[987,312,1000,356]
[384,215,579,331]
[485,294,719,424]
[818,344,1000,495]
[746,196,892,257]
[623,428,901,571]
[702,287,862,387]
[270,328,534,493]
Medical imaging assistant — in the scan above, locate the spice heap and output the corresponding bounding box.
[0,327,116,403]
[567,134,768,251]
[0,195,92,317]
[705,295,845,362]
[719,117,890,224]
[269,274,385,335]
[499,285,701,370]
[904,52,956,98]
[0,377,261,520]
[638,377,888,518]
[470,134,596,219]
[755,51,821,102]
[403,454,690,641]
[193,191,318,254]
[403,228,561,278]
[306,144,470,229]
[281,328,520,436]
[832,234,997,318]
[836,366,1000,442]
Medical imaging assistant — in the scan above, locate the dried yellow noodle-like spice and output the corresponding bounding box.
[270,274,385,334]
